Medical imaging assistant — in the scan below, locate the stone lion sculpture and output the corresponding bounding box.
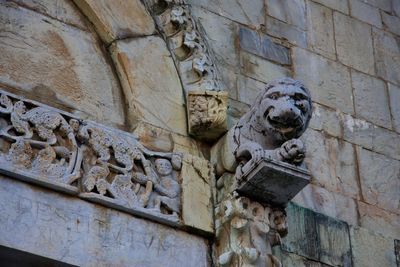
[212,78,312,177]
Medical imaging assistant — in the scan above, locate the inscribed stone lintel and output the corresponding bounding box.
[0,88,213,234]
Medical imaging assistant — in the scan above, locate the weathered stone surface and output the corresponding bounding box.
[237,159,310,206]
[373,28,400,85]
[0,2,124,126]
[394,0,400,17]
[73,0,154,44]
[389,83,400,133]
[306,1,336,60]
[361,0,392,12]
[191,6,239,68]
[352,70,392,128]
[293,184,359,226]
[213,78,312,178]
[357,147,400,213]
[181,155,214,234]
[239,27,291,65]
[226,98,249,127]
[334,13,375,74]
[309,103,342,138]
[187,0,264,27]
[0,176,210,267]
[358,201,400,239]
[240,51,291,84]
[11,0,88,29]
[350,0,382,28]
[265,16,307,48]
[351,226,397,267]
[311,0,349,13]
[272,249,331,267]
[302,129,359,199]
[187,91,228,141]
[237,75,266,105]
[282,203,352,266]
[294,48,353,114]
[110,36,187,135]
[382,11,400,37]
[266,0,306,29]
[343,115,400,160]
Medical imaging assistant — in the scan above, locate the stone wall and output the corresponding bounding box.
[0,0,399,266]
[189,0,399,266]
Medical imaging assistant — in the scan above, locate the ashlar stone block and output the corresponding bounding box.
[357,147,400,214]
[311,0,349,14]
[282,203,352,266]
[358,201,400,239]
[350,0,382,28]
[352,70,392,128]
[11,0,88,29]
[110,36,187,135]
[351,226,397,267]
[294,48,353,114]
[240,51,291,84]
[373,28,400,86]
[181,155,214,234]
[187,0,264,27]
[382,11,400,36]
[266,0,306,30]
[306,1,336,60]
[389,83,400,133]
[334,13,375,75]
[239,27,291,65]
[265,16,308,48]
[301,129,359,199]
[73,0,155,44]
[0,2,124,126]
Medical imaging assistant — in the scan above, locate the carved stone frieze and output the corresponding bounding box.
[0,89,204,228]
[145,0,228,140]
[187,90,228,140]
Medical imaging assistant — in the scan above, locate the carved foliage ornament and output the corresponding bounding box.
[146,0,228,140]
[0,89,185,225]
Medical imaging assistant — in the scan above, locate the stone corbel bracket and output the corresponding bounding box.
[145,0,228,140]
[0,89,213,235]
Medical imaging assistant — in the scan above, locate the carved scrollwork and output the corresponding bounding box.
[0,89,186,224]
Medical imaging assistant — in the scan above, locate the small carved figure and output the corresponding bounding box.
[152,158,180,215]
[213,78,312,177]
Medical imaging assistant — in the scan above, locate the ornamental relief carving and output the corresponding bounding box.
[0,89,187,225]
[145,0,228,140]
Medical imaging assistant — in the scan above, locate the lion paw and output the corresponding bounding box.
[277,139,305,164]
[250,147,264,162]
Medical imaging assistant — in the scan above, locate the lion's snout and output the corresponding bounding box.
[268,102,302,128]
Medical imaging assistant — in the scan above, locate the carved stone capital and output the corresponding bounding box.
[215,194,286,267]
[187,90,228,140]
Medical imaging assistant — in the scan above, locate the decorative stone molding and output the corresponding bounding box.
[0,89,211,231]
[212,78,313,266]
[145,0,228,140]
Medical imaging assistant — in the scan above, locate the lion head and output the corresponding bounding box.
[248,78,312,143]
